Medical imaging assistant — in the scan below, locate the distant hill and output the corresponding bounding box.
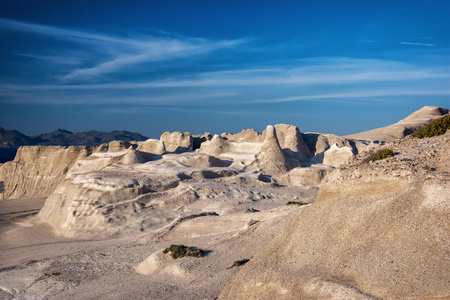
[0,127,149,163]
[0,127,37,148]
[0,128,149,162]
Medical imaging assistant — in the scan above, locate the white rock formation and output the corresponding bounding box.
[309,143,355,167]
[198,134,262,165]
[254,125,290,176]
[137,138,166,155]
[160,131,193,153]
[119,149,152,164]
[198,134,232,157]
[273,124,312,163]
[303,132,353,155]
[344,106,449,141]
[108,140,132,152]
[219,131,450,299]
[35,148,312,237]
[221,128,262,142]
[0,146,91,199]
[287,165,333,186]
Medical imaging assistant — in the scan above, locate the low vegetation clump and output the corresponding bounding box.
[286,201,308,206]
[248,220,260,226]
[163,244,205,259]
[227,259,250,269]
[369,148,394,162]
[412,115,450,138]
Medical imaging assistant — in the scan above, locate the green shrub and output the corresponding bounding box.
[163,244,205,259]
[227,258,250,269]
[369,148,394,162]
[412,115,450,138]
[249,220,260,226]
[286,201,307,206]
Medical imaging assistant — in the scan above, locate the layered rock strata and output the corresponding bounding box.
[0,146,92,199]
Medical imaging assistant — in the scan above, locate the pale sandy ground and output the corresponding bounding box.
[0,191,313,299]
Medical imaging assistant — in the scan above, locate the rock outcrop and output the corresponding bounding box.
[199,134,233,157]
[273,124,312,163]
[160,131,193,153]
[303,132,354,155]
[219,132,450,299]
[221,129,262,142]
[309,143,355,167]
[254,125,290,176]
[192,132,213,150]
[197,135,262,167]
[345,106,449,141]
[108,140,133,152]
[200,125,314,171]
[36,150,313,237]
[137,138,166,155]
[287,165,333,186]
[0,146,92,199]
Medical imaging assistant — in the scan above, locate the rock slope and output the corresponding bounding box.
[345,106,449,141]
[0,146,93,199]
[219,131,450,299]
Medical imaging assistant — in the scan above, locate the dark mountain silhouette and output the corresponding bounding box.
[0,127,37,148]
[29,129,148,146]
[0,127,149,163]
[0,127,149,147]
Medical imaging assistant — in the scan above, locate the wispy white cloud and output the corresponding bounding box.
[247,89,450,104]
[1,19,449,110]
[13,53,84,65]
[0,18,246,81]
[3,57,446,90]
[1,56,449,108]
[400,41,436,47]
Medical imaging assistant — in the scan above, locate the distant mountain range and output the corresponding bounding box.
[0,128,149,148]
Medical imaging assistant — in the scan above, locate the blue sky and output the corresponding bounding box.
[0,0,449,138]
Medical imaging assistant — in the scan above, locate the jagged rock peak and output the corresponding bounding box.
[201,134,231,156]
[257,125,290,175]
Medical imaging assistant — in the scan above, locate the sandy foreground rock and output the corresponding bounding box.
[0,106,449,299]
[219,132,450,299]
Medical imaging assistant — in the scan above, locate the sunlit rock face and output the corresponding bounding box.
[0,145,92,199]
[137,138,166,155]
[344,105,449,142]
[219,132,450,300]
[160,131,193,153]
[255,125,291,175]
[273,124,312,163]
[35,146,315,238]
[221,128,262,143]
[108,140,133,152]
